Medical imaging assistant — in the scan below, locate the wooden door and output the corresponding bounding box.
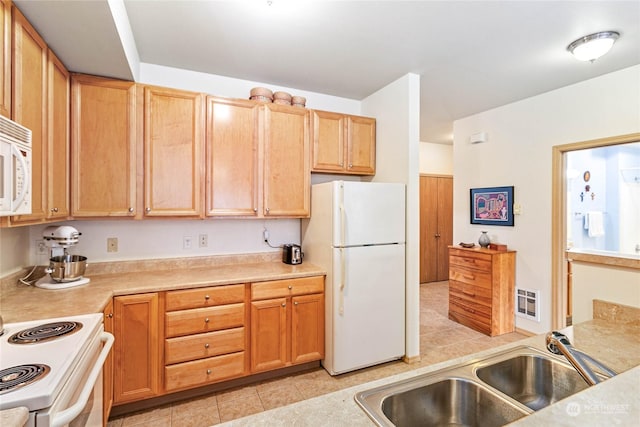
[103,300,114,423]
[420,175,453,283]
[291,293,324,364]
[71,74,137,217]
[11,6,47,223]
[206,97,259,216]
[310,110,344,172]
[0,0,10,117]
[250,297,288,372]
[46,49,69,219]
[262,103,310,217]
[113,293,160,404]
[346,115,375,175]
[143,86,203,217]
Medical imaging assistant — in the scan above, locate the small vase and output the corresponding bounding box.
[478,231,490,248]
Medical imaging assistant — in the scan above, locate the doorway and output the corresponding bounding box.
[551,132,640,328]
[419,174,453,283]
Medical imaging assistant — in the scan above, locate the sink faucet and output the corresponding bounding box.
[546,331,617,386]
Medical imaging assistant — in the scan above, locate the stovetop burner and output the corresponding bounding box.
[0,364,51,395]
[8,321,83,344]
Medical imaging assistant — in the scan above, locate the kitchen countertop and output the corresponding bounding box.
[0,406,28,427]
[0,253,325,323]
[217,317,640,426]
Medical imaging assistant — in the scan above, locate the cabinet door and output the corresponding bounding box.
[103,300,114,423]
[250,297,288,372]
[420,176,453,283]
[144,86,203,217]
[291,293,324,364]
[46,49,69,219]
[310,110,344,172]
[71,74,137,217]
[263,103,310,217]
[0,0,10,117]
[346,115,375,175]
[113,293,161,404]
[206,97,259,216]
[11,6,47,223]
[436,177,453,280]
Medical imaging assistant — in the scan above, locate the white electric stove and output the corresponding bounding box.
[0,313,113,427]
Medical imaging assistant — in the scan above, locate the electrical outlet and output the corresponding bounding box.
[107,237,118,253]
[199,234,208,248]
[35,240,47,256]
[263,228,270,242]
[183,236,193,249]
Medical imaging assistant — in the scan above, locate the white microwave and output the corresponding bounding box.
[0,114,32,216]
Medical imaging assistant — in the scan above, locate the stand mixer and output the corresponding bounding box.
[35,225,91,290]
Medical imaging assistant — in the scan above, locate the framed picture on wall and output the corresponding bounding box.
[470,186,514,226]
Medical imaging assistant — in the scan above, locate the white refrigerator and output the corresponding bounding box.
[301,180,406,375]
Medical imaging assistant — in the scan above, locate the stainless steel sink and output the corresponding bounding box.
[475,348,598,411]
[355,346,605,426]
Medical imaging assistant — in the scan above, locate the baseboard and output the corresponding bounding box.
[515,327,537,337]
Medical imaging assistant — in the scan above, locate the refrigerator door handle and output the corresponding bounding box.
[339,202,345,247]
[339,247,346,315]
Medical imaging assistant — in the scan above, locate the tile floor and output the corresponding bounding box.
[107,281,527,426]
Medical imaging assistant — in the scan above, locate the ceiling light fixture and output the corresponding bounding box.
[567,31,620,62]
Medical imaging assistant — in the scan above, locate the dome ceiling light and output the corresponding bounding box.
[567,31,620,62]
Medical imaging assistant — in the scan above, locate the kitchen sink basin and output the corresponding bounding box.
[355,346,606,426]
[475,349,603,411]
[355,372,529,427]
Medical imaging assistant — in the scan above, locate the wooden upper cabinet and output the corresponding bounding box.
[143,86,203,217]
[71,74,138,217]
[10,6,47,224]
[206,96,259,217]
[46,49,70,219]
[0,0,11,117]
[311,110,344,172]
[263,103,310,217]
[346,115,376,175]
[310,110,375,175]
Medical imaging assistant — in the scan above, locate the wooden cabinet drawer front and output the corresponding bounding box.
[448,310,491,335]
[252,276,324,300]
[449,298,491,323]
[450,254,492,272]
[165,327,245,365]
[166,284,245,311]
[166,303,244,338]
[165,351,246,392]
[449,268,492,289]
[449,281,492,307]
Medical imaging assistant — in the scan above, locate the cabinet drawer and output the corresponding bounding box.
[252,276,324,300]
[449,296,492,320]
[165,327,245,365]
[449,268,492,289]
[166,303,244,338]
[449,280,492,307]
[448,310,491,335]
[449,254,492,272]
[165,351,246,392]
[166,284,245,311]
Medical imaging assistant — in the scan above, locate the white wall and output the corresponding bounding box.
[362,73,421,360]
[453,65,640,334]
[419,142,453,175]
[0,227,30,276]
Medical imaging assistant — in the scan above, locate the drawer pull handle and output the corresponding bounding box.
[206,369,212,375]
[204,318,210,323]
[204,295,210,300]
[462,306,476,314]
[281,302,286,307]
[462,274,475,281]
[204,343,210,349]
[462,291,476,297]
[288,285,293,290]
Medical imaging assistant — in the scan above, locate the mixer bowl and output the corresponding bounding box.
[47,255,87,283]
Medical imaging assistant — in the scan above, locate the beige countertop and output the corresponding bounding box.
[0,406,28,427]
[0,253,325,323]
[217,318,640,426]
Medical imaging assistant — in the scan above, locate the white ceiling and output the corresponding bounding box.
[14,1,640,144]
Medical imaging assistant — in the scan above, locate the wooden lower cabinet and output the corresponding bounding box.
[112,293,161,405]
[250,276,324,373]
[448,246,516,336]
[102,300,114,424]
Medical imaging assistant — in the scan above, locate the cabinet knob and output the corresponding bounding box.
[204,318,210,323]
[107,313,113,318]
[281,302,286,307]
[348,163,353,168]
[128,207,134,213]
[435,233,441,238]
[294,301,298,306]
[265,207,270,214]
[253,208,258,212]
[204,295,210,300]
[206,369,212,375]
[50,207,58,213]
[204,343,210,349]
[288,285,292,290]
[145,207,151,213]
